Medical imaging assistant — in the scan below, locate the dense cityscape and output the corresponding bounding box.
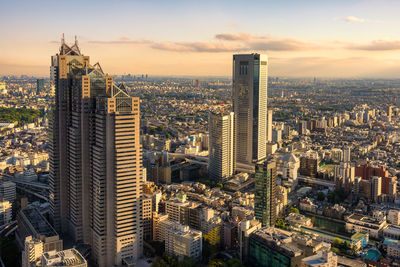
[1,40,400,267]
[3,1,400,267]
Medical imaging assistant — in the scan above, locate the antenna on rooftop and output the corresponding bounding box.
[61,33,65,44]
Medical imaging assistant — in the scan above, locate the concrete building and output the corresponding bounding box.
[0,200,12,225]
[345,213,386,239]
[152,213,169,242]
[208,112,234,180]
[17,207,62,252]
[301,250,337,267]
[49,38,143,266]
[165,223,202,261]
[372,176,382,202]
[387,210,400,225]
[254,160,276,227]
[239,219,262,262]
[300,152,319,178]
[0,180,16,203]
[142,194,153,241]
[267,109,273,142]
[233,54,268,167]
[22,236,43,267]
[41,248,87,267]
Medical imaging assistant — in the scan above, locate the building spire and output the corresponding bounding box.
[62,33,65,44]
[75,35,78,46]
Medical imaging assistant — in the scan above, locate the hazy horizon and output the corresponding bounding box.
[3,0,400,78]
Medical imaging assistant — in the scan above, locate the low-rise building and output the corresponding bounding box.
[165,223,202,261]
[345,213,386,239]
[301,250,337,267]
[41,248,87,267]
[387,210,400,225]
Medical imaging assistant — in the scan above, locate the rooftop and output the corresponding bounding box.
[42,248,86,266]
[20,207,58,237]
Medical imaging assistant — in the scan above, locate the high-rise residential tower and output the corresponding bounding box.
[233,54,268,167]
[267,109,273,142]
[208,112,234,180]
[49,37,143,266]
[254,160,276,227]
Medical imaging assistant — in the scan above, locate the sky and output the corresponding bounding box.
[2,0,400,78]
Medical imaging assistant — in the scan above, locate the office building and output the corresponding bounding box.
[0,200,12,225]
[36,79,45,95]
[153,213,169,242]
[248,228,304,267]
[208,112,234,180]
[254,160,276,227]
[22,236,43,267]
[233,54,268,167]
[17,207,63,252]
[165,223,202,261]
[0,180,16,203]
[300,152,319,178]
[388,210,400,225]
[41,248,87,267]
[143,194,153,241]
[49,37,143,266]
[301,250,337,267]
[345,213,386,239]
[239,219,262,262]
[372,176,382,202]
[342,147,351,163]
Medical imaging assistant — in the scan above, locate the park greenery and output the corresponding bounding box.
[0,107,42,125]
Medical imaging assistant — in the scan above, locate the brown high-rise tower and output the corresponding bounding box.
[49,37,143,266]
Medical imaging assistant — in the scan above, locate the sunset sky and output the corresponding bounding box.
[2,0,400,78]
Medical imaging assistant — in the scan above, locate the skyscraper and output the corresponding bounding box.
[254,160,276,227]
[49,37,143,266]
[233,54,268,167]
[36,79,44,95]
[267,109,273,142]
[208,112,234,180]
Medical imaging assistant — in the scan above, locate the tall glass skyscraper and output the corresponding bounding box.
[49,37,143,266]
[254,160,276,227]
[232,54,268,167]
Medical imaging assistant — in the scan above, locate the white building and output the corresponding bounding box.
[345,213,386,239]
[302,250,338,267]
[41,248,87,266]
[387,210,400,225]
[165,223,202,260]
[387,240,400,260]
[208,112,234,180]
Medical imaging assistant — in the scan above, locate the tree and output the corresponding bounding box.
[333,238,342,247]
[177,257,196,267]
[289,207,299,214]
[317,191,325,201]
[275,218,286,229]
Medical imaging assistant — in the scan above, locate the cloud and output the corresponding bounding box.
[349,40,400,51]
[344,16,365,23]
[215,32,258,41]
[88,37,152,45]
[248,39,317,51]
[151,42,245,52]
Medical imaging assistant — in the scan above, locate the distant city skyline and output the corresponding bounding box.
[3,0,400,77]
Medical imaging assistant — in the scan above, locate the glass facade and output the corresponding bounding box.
[254,161,276,227]
[248,236,291,267]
